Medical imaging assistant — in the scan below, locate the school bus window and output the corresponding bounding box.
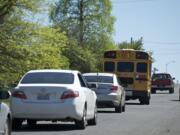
[104,61,115,72]
[117,62,134,72]
[137,63,147,73]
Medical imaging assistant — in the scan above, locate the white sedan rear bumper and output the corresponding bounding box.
[11,98,84,121]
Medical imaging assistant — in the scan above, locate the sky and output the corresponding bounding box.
[111,0,180,82]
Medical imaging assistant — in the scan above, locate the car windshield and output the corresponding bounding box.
[152,74,171,80]
[21,72,74,84]
[84,75,113,83]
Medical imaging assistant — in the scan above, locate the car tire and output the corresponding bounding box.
[115,102,122,113]
[140,96,150,105]
[88,106,97,126]
[169,88,174,94]
[12,119,22,130]
[122,103,126,112]
[145,98,150,105]
[4,119,11,135]
[75,108,87,129]
[139,98,144,105]
[151,89,156,94]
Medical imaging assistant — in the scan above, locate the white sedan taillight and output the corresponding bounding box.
[12,91,27,99]
[111,85,119,92]
[61,91,79,99]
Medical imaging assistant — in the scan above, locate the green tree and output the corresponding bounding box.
[63,38,97,73]
[87,33,117,71]
[0,0,43,24]
[118,38,144,50]
[0,0,70,89]
[117,38,154,61]
[50,0,116,72]
[50,0,115,46]
[0,19,69,88]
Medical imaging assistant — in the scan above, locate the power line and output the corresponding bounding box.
[145,41,180,45]
[155,52,180,55]
[112,0,159,4]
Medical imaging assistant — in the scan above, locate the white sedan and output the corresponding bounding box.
[10,70,97,129]
[0,91,11,135]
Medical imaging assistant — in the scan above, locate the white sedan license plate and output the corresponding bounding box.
[126,91,133,96]
[37,94,50,100]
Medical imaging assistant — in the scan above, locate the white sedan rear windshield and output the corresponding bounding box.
[84,76,113,83]
[21,72,74,84]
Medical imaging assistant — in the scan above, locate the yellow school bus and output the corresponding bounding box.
[103,49,152,104]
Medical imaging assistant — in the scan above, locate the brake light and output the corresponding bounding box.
[61,91,79,99]
[12,91,27,99]
[111,85,118,92]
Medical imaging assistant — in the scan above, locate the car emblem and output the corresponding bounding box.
[37,88,50,100]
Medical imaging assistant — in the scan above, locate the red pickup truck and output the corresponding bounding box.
[151,73,175,94]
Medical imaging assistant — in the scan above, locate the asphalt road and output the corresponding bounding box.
[12,85,180,135]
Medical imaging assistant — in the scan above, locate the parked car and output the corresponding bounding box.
[0,91,11,135]
[151,73,175,94]
[10,70,97,129]
[83,73,126,113]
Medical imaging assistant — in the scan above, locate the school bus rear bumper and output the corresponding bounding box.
[125,90,149,100]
